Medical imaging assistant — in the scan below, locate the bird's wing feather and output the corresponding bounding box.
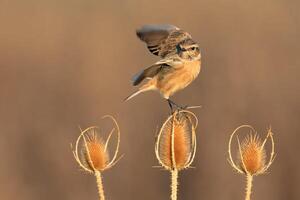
[132,64,162,86]
[132,57,184,86]
[136,24,192,58]
[154,57,183,67]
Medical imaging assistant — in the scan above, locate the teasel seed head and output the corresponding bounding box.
[228,125,275,176]
[72,115,122,173]
[155,110,198,171]
[239,134,266,175]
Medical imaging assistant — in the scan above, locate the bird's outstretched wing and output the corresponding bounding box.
[136,24,192,58]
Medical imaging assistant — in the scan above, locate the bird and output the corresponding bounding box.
[125,24,201,109]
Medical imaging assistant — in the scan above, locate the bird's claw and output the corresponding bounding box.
[167,99,202,114]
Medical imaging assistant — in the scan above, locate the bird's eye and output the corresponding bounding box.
[191,47,196,50]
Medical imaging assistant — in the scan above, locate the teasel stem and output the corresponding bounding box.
[245,173,253,200]
[95,171,105,200]
[171,169,178,200]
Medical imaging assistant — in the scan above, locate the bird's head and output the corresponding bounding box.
[177,39,201,61]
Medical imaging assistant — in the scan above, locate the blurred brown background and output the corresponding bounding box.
[0,0,299,199]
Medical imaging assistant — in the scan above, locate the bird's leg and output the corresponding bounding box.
[167,99,187,110]
[167,99,174,112]
[167,99,202,112]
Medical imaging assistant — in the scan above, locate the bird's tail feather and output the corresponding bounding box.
[124,85,155,101]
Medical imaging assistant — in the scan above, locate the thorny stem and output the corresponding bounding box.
[245,174,253,200]
[171,169,178,200]
[95,171,105,200]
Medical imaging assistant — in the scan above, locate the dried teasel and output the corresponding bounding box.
[228,125,275,200]
[155,110,198,200]
[72,115,122,200]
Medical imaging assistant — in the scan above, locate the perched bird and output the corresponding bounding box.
[125,24,201,109]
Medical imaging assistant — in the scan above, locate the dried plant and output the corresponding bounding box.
[72,115,122,200]
[228,125,275,200]
[155,110,198,200]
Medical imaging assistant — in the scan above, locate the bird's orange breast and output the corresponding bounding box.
[156,60,201,98]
